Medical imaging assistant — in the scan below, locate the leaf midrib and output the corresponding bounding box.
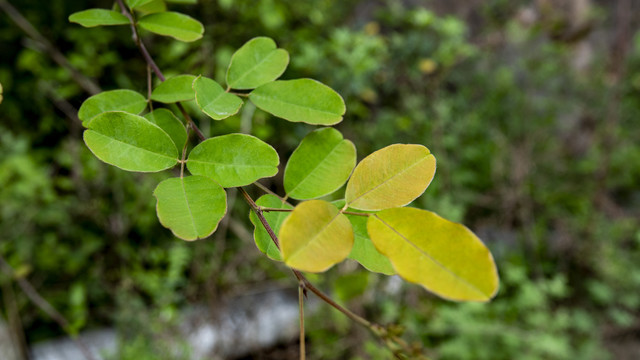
[229,49,282,87]
[88,130,177,162]
[251,93,342,118]
[286,140,347,197]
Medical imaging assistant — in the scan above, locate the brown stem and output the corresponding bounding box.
[0,255,98,360]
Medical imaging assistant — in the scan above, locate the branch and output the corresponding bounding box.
[0,0,101,95]
[0,255,98,360]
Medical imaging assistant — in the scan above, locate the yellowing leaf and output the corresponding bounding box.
[345,144,436,211]
[280,200,353,272]
[367,207,499,302]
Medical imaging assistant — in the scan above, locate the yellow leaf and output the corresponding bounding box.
[345,144,436,211]
[367,207,499,302]
[280,200,353,272]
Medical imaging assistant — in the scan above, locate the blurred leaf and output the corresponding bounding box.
[78,89,147,127]
[347,214,395,275]
[284,127,356,200]
[125,0,155,10]
[367,207,499,302]
[84,111,178,172]
[150,74,196,103]
[144,109,187,151]
[154,175,226,240]
[249,194,292,261]
[334,272,369,302]
[137,12,204,42]
[68,9,129,28]
[345,144,436,211]
[193,76,243,120]
[280,200,353,272]
[226,37,289,90]
[249,79,346,125]
[186,133,279,187]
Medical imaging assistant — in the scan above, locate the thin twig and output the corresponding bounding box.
[0,0,101,95]
[0,255,98,360]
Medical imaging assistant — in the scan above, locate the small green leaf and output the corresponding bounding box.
[280,200,353,272]
[154,175,227,241]
[144,109,187,151]
[345,144,436,211]
[367,207,499,302]
[137,12,204,42]
[68,9,129,27]
[284,128,356,200]
[249,79,346,125]
[347,215,395,275]
[226,37,289,90]
[125,0,155,10]
[193,76,243,120]
[150,74,196,103]
[78,89,147,127]
[84,112,178,172]
[249,194,292,261]
[187,133,279,187]
[134,0,166,14]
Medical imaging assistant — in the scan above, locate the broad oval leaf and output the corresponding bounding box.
[154,175,227,241]
[69,9,130,27]
[249,194,292,261]
[186,133,279,187]
[367,207,499,302]
[150,74,196,103]
[280,200,353,272]
[284,128,356,200]
[347,215,395,275]
[137,12,204,42]
[249,79,346,125]
[345,144,436,211]
[144,109,187,151]
[78,89,147,127]
[226,37,289,90]
[193,76,243,120]
[84,111,178,172]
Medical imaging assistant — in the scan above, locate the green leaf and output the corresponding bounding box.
[84,111,178,172]
[187,133,279,187]
[154,175,226,240]
[280,200,353,272]
[125,0,155,10]
[144,109,187,151]
[249,79,346,125]
[347,215,395,275]
[226,37,289,90]
[345,144,436,211]
[249,194,292,261]
[193,76,243,120]
[68,9,130,27]
[150,75,196,103]
[367,207,499,302]
[134,0,166,14]
[78,89,147,127]
[137,12,204,42]
[284,128,356,200]
[165,0,198,4]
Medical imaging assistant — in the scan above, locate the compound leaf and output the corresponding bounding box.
[284,128,356,200]
[226,37,289,90]
[84,111,178,172]
[249,194,292,261]
[347,214,395,275]
[68,9,129,27]
[144,109,187,151]
[345,144,436,211]
[187,133,279,187]
[150,74,196,103]
[367,207,499,302]
[193,76,243,120]
[154,175,226,241]
[280,200,353,272]
[249,79,346,125]
[137,12,204,42]
[78,89,147,127]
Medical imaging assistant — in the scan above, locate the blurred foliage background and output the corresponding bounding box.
[1,0,640,359]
